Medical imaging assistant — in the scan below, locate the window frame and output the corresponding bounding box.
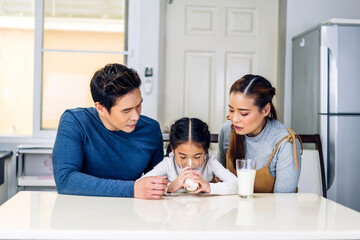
[33,0,132,138]
[0,0,163,139]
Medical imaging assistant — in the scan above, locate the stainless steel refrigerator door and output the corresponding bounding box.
[328,115,360,212]
[328,25,360,114]
[291,28,321,134]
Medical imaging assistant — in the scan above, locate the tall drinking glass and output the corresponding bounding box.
[236,159,256,198]
[181,158,199,192]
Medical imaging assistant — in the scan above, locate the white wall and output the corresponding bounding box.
[127,0,165,121]
[283,0,360,126]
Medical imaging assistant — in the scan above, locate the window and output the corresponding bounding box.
[0,0,35,135]
[38,0,127,135]
[0,0,127,136]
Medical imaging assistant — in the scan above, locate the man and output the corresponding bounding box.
[52,63,168,199]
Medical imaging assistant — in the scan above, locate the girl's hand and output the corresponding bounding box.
[167,167,195,193]
[190,173,211,194]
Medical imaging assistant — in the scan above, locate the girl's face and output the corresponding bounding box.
[228,92,270,137]
[173,142,206,169]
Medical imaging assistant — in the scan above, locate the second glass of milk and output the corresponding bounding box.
[236,159,256,198]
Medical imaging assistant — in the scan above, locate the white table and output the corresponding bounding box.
[0,191,359,239]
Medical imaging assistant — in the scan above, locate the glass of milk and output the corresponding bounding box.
[236,159,256,198]
[181,158,199,193]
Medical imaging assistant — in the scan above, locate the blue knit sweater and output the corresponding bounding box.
[52,107,164,197]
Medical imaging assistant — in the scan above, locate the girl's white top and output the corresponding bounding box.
[142,153,238,195]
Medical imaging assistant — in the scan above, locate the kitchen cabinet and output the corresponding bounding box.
[15,145,55,191]
[0,151,12,205]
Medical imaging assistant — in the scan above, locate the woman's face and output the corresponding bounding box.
[173,142,206,170]
[228,92,269,137]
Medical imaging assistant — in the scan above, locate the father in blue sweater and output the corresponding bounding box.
[52,63,168,199]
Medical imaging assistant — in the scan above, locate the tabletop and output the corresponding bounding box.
[0,191,359,240]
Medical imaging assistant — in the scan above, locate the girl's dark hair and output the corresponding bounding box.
[227,74,277,169]
[166,118,210,156]
[90,63,141,113]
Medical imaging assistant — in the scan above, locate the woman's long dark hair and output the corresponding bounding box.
[227,74,277,169]
[166,117,210,156]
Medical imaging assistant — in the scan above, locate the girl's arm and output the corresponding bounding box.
[141,158,170,178]
[141,157,193,193]
[139,158,172,195]
[208,156,238,195]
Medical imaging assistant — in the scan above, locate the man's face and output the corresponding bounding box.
[96,88,143,133]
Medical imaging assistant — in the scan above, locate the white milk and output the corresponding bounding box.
[237,169,256,197]
[185,178,199,192]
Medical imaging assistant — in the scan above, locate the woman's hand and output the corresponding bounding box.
[167,167,195,193]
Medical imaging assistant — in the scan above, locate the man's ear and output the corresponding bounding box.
[95,102,106,116]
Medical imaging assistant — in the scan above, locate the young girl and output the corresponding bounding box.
[142,117,238,195]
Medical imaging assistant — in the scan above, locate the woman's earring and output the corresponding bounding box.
[226,115,230,120]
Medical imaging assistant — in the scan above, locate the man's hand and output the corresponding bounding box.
[134,176,169,199]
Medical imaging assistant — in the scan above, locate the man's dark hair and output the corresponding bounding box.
[90,63,141,113]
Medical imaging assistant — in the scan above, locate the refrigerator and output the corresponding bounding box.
[291,19,360,212]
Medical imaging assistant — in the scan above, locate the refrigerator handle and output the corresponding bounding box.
[319,46,328,114]
[327,47,338,191]
[328,48,338,113]
[319,46,330,190]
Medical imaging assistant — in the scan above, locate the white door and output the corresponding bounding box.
[162,0,279,133]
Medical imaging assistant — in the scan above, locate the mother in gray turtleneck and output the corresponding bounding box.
[217,74,302,193]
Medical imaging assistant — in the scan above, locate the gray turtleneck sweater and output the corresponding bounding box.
[217,118,302,193]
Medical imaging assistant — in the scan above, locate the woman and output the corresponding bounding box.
[217,74,302,193]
